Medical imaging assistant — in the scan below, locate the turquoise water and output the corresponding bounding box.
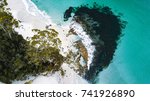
[32,0,150,83]
[31,0,96,23]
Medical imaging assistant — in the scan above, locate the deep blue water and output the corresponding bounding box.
[32,0,150,83]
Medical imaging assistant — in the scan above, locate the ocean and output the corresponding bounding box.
[31,0,150,84]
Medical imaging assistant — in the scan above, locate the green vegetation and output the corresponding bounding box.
[0,1,64,83]
[0,0,27,83]
[27,29,64,74]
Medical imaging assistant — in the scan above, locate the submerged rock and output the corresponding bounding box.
[64,3,126,83]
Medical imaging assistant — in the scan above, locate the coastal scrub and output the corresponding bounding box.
[0,0,64,83]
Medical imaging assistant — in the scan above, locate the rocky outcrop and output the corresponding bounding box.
[74,40,88,62]
[64,3,126,83]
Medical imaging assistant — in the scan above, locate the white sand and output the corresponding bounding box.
[6,0,88,84]
[7,0,54,38]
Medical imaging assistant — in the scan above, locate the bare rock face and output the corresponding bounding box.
[75,41,88,62]
[65,28,88,76]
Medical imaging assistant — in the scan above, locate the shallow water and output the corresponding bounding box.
[31,0,150,83]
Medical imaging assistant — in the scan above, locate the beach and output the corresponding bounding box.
[4,0,150,84]
[7,0,54,39]
[6,0,88,84]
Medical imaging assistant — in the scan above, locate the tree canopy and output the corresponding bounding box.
[0,1,64,83]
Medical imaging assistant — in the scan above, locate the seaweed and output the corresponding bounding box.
[64,3,127,83]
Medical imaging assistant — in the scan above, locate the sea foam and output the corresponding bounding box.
[22,0,53,24]
[19,0,90,84]
[70,22,95,70]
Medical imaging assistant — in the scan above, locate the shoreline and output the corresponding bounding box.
[7,0,54,39]
[70,22,95,70]
[6,0,88,84]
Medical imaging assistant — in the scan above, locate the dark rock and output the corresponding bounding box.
[64,3,126,83]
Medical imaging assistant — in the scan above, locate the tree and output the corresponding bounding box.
[0,1,64,83]
[0,1,28,83]
[27,29,64,75]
